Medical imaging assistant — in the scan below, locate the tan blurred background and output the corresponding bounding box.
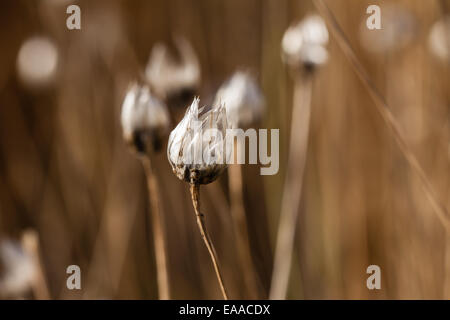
[0,0,449,299]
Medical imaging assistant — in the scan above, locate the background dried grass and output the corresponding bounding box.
[0,0,448,299]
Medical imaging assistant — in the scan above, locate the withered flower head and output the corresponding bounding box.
[214,71,265,128]
[0,239,35,298]
[16,36,59,88]
[167,98,231,185]
[121,82,170,153]
[282,14,329,70]
[429,16,450,61]
[145,37,200,108]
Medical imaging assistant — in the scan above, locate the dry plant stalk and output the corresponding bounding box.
[140,150,170,300]
[270,73,313,300]
[21,230,51,300]
[313,0,450,230]
[213,71,265,298]
[167,98,231,299]
[228,147,260,298]
[120,82,171,299]
[190,184,229,300]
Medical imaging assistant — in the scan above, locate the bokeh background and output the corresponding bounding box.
[0,0,449,299]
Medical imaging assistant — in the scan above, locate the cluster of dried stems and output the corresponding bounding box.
[142,0,449,300]
[110,0,450,300]
[270,0,450,300]
[1,0,449,300]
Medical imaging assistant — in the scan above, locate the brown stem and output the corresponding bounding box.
[141,154,170,300]
[228,149,260,299]
[190,184,229,300]
[270,73,313,299]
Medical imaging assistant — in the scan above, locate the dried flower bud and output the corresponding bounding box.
[282,15,329,70]
[0,239,35,298]
[429,16,450,61]
[121,83,170,153]
[167,98,231,185]
[214,71,265,128]
[145,37,200,108]
[359,5,417,54]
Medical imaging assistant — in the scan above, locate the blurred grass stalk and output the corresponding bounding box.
[22,230,50,300]
[270,72,313,299]
[228,143,260,299]
[140,148,170,300]
[82,149,141,299]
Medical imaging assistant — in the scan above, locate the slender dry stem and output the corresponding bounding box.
[313,0,450,230]
[190,184,229,300]
[141,153,170,300]
[21,230,51,300]
[270,72,313,299]
[228,150,260,299]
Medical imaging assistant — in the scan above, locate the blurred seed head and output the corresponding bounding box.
[145,37,200,109]
[214,71,265,128]
[428,16,450,61]
[359,5,417,54]
[282,15,329,70]
[0,239,35,299]
[167,98,231,185]
[121,83,170,154]
[16,36,59,88]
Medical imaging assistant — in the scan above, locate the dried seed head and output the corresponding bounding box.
[282,15,329,70]
[0,239,35,298]
[167,98,231,185]
[429,16,450,61]
[121,83,170,153]
[359,5,417,54]
[16,36,59,88]
[145,37,200,108]
[214,71,265,128]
